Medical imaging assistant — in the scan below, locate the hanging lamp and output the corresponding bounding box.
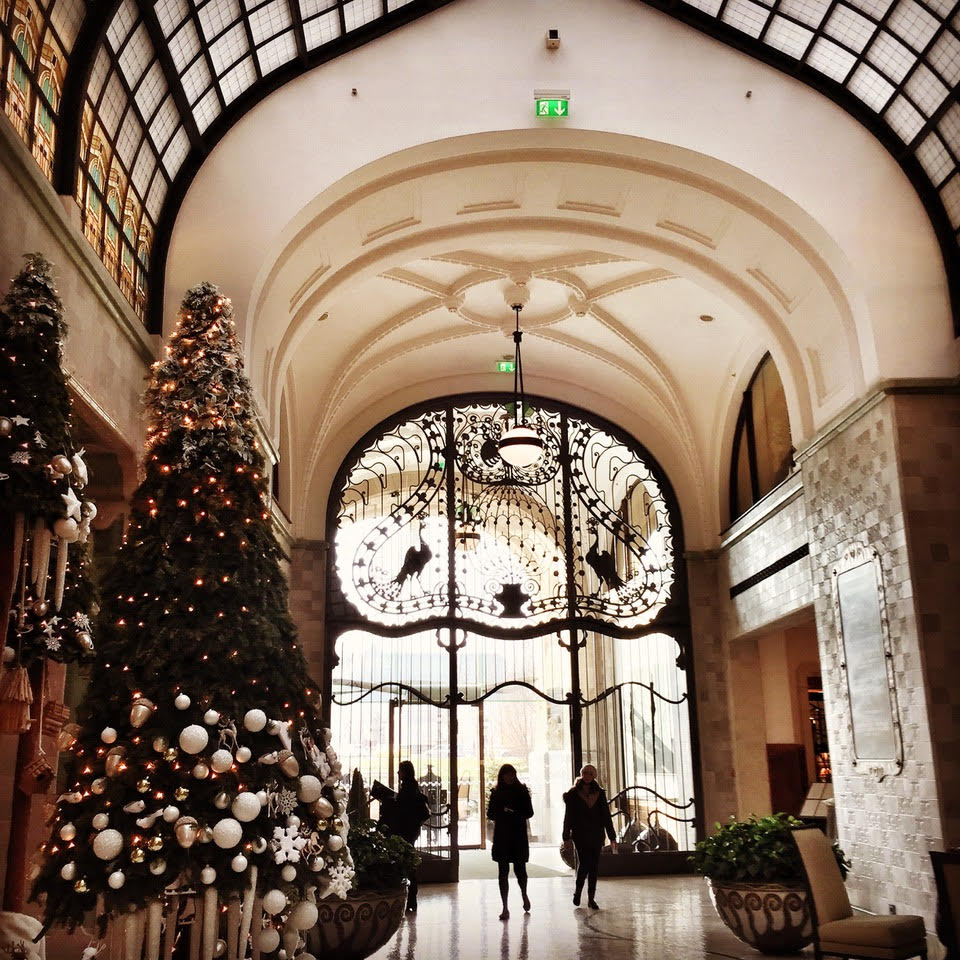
[498,302,544,468]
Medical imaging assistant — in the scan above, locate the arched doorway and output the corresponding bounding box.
[325,395,700,880]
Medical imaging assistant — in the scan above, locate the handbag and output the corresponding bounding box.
[559,839,578,870]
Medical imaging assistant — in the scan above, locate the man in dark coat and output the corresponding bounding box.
[562,763,617,909]
[379,760,431,912]
[487,763,534,919]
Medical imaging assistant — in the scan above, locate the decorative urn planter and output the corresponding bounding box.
[304,887,406,960]
[706,879,813,954]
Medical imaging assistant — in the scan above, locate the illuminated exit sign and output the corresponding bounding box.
[534,88,570,118]
[496,360,516,373]
[536,98,568,117]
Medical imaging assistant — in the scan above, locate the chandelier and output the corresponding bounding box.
[498,302,544,468]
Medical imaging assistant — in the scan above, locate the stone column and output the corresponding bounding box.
[288,540,329,702]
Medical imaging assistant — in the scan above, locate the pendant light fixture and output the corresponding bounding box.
[498,302,544,468]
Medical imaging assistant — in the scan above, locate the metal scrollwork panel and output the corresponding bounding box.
[566,417,674,626]
[450,403,569,627]
[333,411,449,626]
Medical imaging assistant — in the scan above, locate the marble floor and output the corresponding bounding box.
[369,875,820,960]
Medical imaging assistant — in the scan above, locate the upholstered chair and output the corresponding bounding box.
[791,826,927,960]
[930,850,960,960]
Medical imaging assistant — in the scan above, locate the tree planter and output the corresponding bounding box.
[304,888,406,960]
[706,879,813,954]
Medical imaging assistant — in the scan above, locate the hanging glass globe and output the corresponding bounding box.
[498,424,545,468]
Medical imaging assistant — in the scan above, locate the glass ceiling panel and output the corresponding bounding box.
[666,0,960,251]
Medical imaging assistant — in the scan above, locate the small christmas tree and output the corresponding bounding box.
[32,283,353,956]
[0,253,96,704]
[0,254,97,723]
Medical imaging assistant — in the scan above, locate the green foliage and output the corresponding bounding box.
[690,813,850,883]
[0,253,72,518]
[348,819,420,891]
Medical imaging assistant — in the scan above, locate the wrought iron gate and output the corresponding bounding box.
[325,396,700,879]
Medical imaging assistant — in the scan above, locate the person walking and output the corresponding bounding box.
[487,763,534,920]
[562,763,617,909]
[380,760,431,912]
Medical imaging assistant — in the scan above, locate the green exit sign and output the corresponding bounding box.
[496,360,516,373]
[536,98,569,117]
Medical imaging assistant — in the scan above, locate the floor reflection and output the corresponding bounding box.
[367,875,821,959]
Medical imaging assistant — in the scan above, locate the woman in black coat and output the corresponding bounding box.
[486,763,534,919]
[380,760,431,912]
[562,763,617,909]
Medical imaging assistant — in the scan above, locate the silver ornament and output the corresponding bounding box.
[174,816,199,848]
[0,416,13,437]
[130,698,155,728]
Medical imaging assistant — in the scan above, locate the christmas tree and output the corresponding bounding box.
[0,252,96,718]
[32,283,353,956]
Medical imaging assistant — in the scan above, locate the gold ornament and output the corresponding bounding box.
[174,816,199,848]
[152,735,169,753]
[0,416,13,437]
[78,632,94,652]
[175,786,190,801]
[50,454,72,475]
[137,778,151,793]
[213,791,230,810]
[147,835,163,851]
[316,819,329,831]
[164,747,178,762]
[32,599,50,617]
[192,762,210,780]
[130,699,155,728]
[91,778,107,794]
[333,817,343,831]
[130,848,145,863]
[277,750,299,777]
[105,747,126,777]
[73,879,88,892]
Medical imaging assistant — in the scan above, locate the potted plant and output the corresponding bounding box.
[691,813,850,954]
[305,818,420,960]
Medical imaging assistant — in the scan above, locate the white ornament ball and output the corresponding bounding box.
[60,862,77,880]
[179,725,208,754]
[258,928,280,953]
[243,709,267,732]
[149,858,167,876]
[93,829,124,860]
[174,693,191,710]
[204,709,220,725]
[162,805,180,823]
[235,746,251,763]
[231,792,261,823]
[2,646,14,664]
[92,813,109,830]
[262,889,286,915]
[252,837,268,854]
[231,854,248,873]
[256,790,268,806]
[212,818,243,849]
[192,762,210,780]
[327,835,344,852]
[211,749,233,773]
[281,864,296,882]
[200,866,217,885]
[310,858,325,872]
[297,775,322,803]
[107,870,126,890]
[101,727,117,744]
[59,822,77,841]
[53,516,79,542]
[288,901,318,930]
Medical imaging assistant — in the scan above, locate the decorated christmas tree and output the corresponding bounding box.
[31,283,353,957]
[0,253,97,730]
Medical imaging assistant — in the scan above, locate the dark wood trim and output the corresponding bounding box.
[729,543,811,598]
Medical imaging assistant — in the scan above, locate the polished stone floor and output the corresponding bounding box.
[371,875,818,960]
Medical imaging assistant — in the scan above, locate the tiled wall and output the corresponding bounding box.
[288,540,329,696]
[799,393,944,919]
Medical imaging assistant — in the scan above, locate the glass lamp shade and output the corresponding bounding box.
[498,424,545,467]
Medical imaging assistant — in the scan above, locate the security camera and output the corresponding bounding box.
[545,28,560,49]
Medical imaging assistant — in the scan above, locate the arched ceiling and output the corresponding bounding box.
[4,0,957,329]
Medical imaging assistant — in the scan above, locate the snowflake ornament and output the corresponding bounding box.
[71,612,91,631]
[327,859,355,899]
[271,823,307,864]
[45,636,61,651]
[266,786,298,817]
[10,451,30,465]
